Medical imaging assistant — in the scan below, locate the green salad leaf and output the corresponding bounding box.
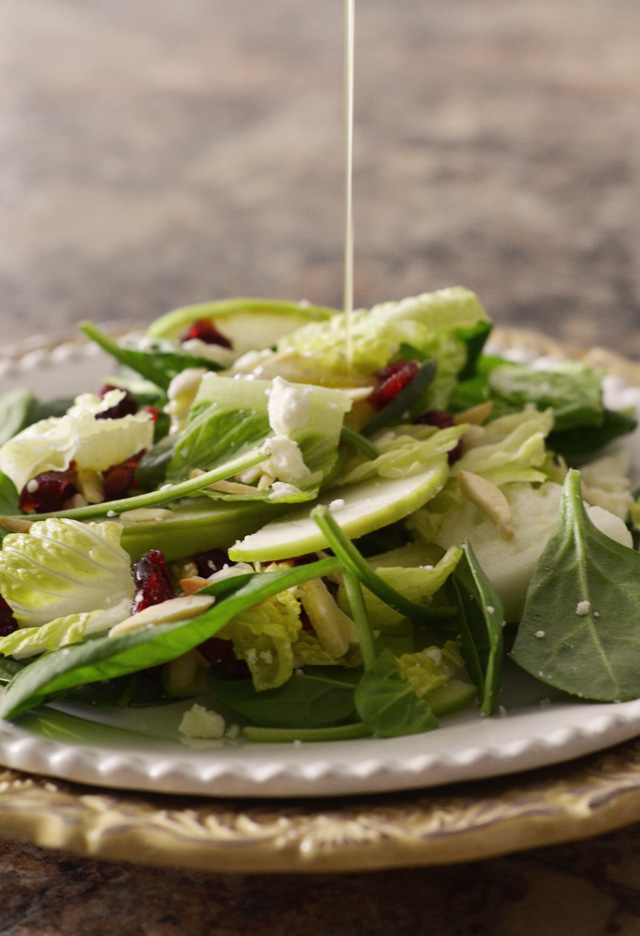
[511,470,640,701]
[0,519,134,627]
[452,542,504,715]
[0,557,341,719]
[354,649,438,737]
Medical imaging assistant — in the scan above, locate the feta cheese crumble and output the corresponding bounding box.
[576,600,591,616]
[178,703,226,740]
[267,376,311,436]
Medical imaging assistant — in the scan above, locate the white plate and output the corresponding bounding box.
[1,332,640,799]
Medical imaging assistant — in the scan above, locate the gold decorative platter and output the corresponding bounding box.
[1,326,640,872]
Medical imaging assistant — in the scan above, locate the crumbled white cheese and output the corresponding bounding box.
[534,630,545,639]
[328,498,345,511]
[576,600,591,616]
[178,704,226,739]
[267,376,311,436]
[264,435,310,483]
[424,647,442,666]
[268,481,303,501]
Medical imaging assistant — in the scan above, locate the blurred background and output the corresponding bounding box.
[2,0,640,355]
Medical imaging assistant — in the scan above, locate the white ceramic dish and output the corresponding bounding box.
[1,331,640,799]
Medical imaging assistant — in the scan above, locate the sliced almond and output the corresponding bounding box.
[0,516,33,534]
[458,469,514,540]
[179,575,210,595]
[460,424,486,452]
[297,578,358,659]
[207,480,258,495]
[453,400,494,426]
[109,594,215,637]
[119,507,175,524]
[76,469,105,505]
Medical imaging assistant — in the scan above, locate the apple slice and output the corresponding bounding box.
[229,460,448,562]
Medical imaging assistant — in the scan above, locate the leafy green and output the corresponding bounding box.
[218,588,302,690]
[0,519,134,628]
[451,543,504,714]
[277,287,489,387]
[549,408,637,459]
[0,557,341,718]
[455,408,554,487]
[487,361,604,432]
[80,322,224,391]
[311,505,456,624]
[0,601,131,660]
[206,666,360,728]
[167,373,350,502]
[354,649,438,737]
[0,389,155,494]
[511,470,640,702]
[336,544,462,630]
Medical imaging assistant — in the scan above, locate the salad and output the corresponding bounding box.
[0,286,639,745]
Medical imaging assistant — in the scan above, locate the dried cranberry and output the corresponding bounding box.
[180,319,233,349]
[130,549,175,613]
[19,466,78,514]
[413,409,463,464]
[192,549,231,578]
[198,637,250,680]
[96,386,139,420]
[413,409,455,429]
[0,597,17,638]
[368,360,419,410]
[102,451,143,501]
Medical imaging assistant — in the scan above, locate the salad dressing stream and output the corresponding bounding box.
[343,0,355,369]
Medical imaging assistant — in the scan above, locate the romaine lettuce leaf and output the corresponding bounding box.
[454,408,554,487]
[218,588,302,690]
[338,424,466,485]
[166,373,351,502]
[276,287,490,399]
[396,640,466,697]
[0,600,131,659]
[0,519,135,627]
[0,390,154,493]
[336,545,462,630]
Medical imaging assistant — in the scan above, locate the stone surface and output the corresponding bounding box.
[2,0,640,353]
[3,1,640,932]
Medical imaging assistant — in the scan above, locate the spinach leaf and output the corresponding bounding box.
[354,649,438,737]
[0,656,27,684]
[487,362,604,432]
[0,557,341,719]
[0,389,34,445]
[511,469,640,702]
[452,319,493,381]
[206,666,360,728]
[80,322,223,392]
[548,408,637,459]
[452,542,504,715]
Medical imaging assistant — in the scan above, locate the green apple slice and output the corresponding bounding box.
[145,298,335,355]
[229,460,448,562]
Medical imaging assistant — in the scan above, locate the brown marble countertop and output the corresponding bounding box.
[3,1,640,933]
